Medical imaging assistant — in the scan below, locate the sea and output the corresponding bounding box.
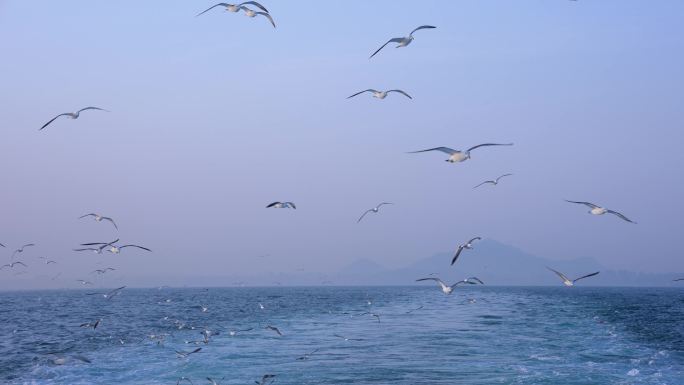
[0,286,682,385]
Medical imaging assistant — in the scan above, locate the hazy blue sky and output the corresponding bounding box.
[1,0,683,288]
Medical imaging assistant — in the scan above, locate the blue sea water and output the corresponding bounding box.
[0,286,682,385]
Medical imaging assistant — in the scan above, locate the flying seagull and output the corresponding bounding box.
[333,334,363,342]
[565,200,636,223]
[408,143,513,163]
[451,237,481,265]
[207,378,226,385]
[11,244,35,258]
[673,278,684,282]
[81,240,150,254]
[347,89,412,100]
[229,327,253,336]
[91,268,116,275]
[0,242,4,247]
[473,174,513,189]
[39,256,57,265]
[195,1,269,16]
[1,261,27,270]
[76,279,93,285]
[267,201,296,209]
[79,213,118,229]
[264,325,283,336]
[256,374,276,385]
[296,348,319,361]
[357,202,393,223]
[40,107,108,130]
[416,277,483,295]
[546,267,599,287]
[87,286,126,300]
[79,319,101,329]
[240,6,276,28]
[176,377,194,385]
[370,25,436,59]
[176,347,202,358]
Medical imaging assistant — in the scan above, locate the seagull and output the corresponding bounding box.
[207,378,225,385]
[39,107,108,130]
[451,237,481,265]
[176,377,194,385]
[473,174,513,189]
[87,286,126,300]
[229,327,253,336]
[79,213,118,229]
[405,305,424,314]
[0,242,4,247]
[91,268,116,275]
[79,319,101,329]
[11,244,35,258]
[39,257,57,265]
[547,267,599,287]
[370,25,436,59]
[296,348,319,360]
[408,143,513,163]
[333,334,363,342]
[1,261,27,270]
[347,89,412,100]
[673,278,684,282]
[240,6,276,28]
[357,202,393,223]
[195,1,269,16]
[565,200,636,224]
[267,201,296,209]
[264,325,283,336]
[256,374,276,385]
[416,277,483,295]
[81,240,150,254]
[76,279,93,285]
[259,302,265,309]
[175,347,202,358]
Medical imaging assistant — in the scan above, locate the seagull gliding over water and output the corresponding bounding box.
[370,25,436,59]
[416,277,483,295]
[357,202,393,223]
[40,107,108,130]
[473,174,513,188]
[408,143,513,163]
[195,1,269,16]
[347,89,412,100]
[451,237,481,265]
[565,200,636,223]
[546,267,600,286]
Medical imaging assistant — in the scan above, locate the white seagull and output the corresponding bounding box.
[196,1,269,16]
[79,213,118,229]
[451,237,481,265]
[267,201,296,209]
[547,267,599,287]
[370,25,436,59]
[229,327,253,336]
[11,244,35,259]
[473,174,513,189]
[240,6,276,28]
[357,202,393,223]
[347,89,412,100]
[565,200,636,224]
[86,286,126,300]
[1,261,27,270]
[408,143,513,163]
[416,277,484,295]
[40,107,108,131]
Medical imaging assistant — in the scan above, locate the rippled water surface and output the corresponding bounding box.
[1,286,682,384]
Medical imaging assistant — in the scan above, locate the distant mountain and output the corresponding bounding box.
[333,239,681,287]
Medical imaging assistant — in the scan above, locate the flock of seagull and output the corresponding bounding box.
[3,1,683,383]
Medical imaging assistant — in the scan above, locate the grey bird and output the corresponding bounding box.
[347,89,412,100]
[357,202,393,223]
[547,267,599,287]
[416,276,484,295]
[408,143,513,163]
[40,107,108,130]
[267,201,296,209]
[451,237,481,265]
[196,1,269,17]
[473,173,513,188]
[565,200,636,224]
[79,213,118,229]
[370,25,436,59]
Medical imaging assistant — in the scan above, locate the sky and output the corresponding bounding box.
[1,0,683,289]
